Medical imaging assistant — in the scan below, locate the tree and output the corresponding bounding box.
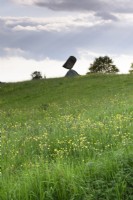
[31,71,43,80]
[88,56,119,74]
[129,63,133,74]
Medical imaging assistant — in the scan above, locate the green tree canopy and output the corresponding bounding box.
[88,56,119,74]
[129,63,133,74]
[31,71,43,80]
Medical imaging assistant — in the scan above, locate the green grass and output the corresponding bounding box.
[1,74,133,200]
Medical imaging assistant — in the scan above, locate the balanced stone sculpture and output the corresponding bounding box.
[63,56,79,77]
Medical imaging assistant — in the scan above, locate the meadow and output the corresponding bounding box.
[1,74,133,200]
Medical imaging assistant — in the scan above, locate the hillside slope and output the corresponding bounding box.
[1,74,133,200]
[1,74,133,108]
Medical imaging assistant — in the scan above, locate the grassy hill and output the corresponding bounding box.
[1,74,133,200]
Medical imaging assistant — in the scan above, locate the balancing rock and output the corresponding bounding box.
[63,56,77,69]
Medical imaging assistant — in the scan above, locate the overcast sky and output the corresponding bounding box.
[0,0,133,82]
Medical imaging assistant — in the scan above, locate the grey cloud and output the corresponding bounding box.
[35,0,133,13]
[36,0,103,11]
[11,0,133,20]
[95,12,118,21]
[0,17,69,59]
[0,15,133,61]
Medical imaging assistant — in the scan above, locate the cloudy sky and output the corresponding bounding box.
[0,0,133,82]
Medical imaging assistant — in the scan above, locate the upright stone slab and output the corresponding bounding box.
[63,56,77,69]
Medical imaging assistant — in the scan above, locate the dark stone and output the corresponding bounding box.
[63,56,77,69]
[65,69,79,77]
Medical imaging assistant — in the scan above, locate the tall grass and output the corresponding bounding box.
[1,74,133,199]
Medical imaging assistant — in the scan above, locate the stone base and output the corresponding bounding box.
[65,69,79,77]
